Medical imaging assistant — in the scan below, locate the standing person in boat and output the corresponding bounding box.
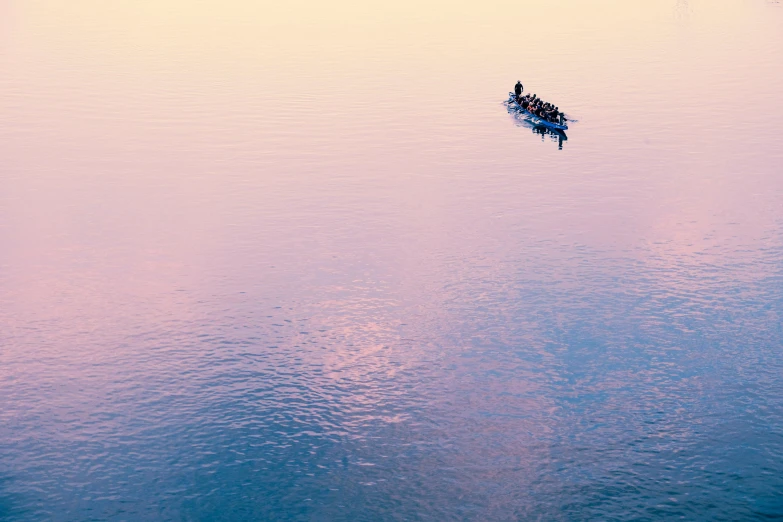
[514,81,523,100]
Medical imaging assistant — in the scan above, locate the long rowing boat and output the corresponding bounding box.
[507,92,568,131]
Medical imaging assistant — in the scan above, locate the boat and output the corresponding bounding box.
[507,92,568,131]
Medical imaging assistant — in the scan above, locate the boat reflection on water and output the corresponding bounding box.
[531,124,567,149]
[506,103,568,149]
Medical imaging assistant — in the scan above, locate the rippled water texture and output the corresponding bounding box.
[2,0,783,519]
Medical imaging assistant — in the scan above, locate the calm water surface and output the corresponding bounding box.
[2,0,783,519]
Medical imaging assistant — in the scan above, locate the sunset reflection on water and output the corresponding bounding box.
[1,0,782,519]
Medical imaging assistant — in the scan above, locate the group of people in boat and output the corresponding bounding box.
[513,81,565,126]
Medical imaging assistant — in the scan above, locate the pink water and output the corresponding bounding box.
[2,0,783,519]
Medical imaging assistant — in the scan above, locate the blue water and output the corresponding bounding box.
[2,0,783,519]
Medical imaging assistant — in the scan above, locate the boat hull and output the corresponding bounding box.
[507,93,568,131]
